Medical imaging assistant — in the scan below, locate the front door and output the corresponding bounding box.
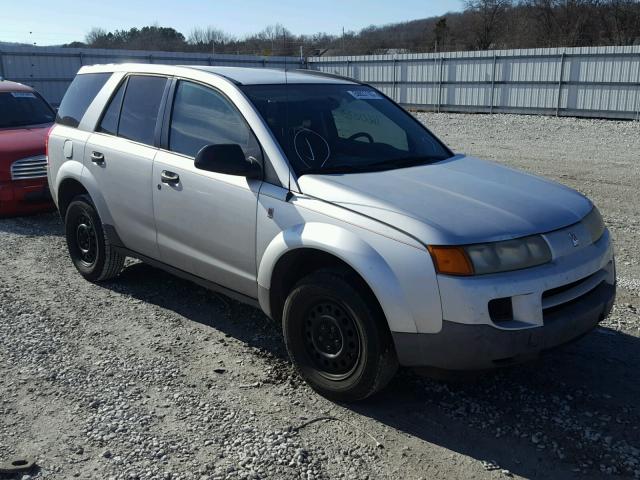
[152,80,262,297]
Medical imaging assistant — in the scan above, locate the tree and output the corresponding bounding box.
[188,27,232,53]
[464,0,513,49]
[433,18,450,52]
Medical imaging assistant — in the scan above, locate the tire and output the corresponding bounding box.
[64,194,125,282]
[282,270,398,402]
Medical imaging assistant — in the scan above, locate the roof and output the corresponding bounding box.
[0,80,34,93]
[78,63,357,86]
[184,66,357,85]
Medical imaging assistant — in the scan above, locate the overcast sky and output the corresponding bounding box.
[2,0,463,46]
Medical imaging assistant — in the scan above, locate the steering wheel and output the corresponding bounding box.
[348,132,374,143]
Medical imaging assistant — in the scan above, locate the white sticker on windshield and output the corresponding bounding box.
[11,92,36,98]
[347,89,383,100]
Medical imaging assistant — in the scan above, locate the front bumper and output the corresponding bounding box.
[0,179,54,217]
[393,280,615,370]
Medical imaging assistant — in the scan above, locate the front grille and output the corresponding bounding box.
[10,155,48,180]
[542,269,607,319]
[542,271,598,300]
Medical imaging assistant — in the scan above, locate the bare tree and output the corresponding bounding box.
[433,18,450,51]
[603,0,640,44]
[464,0,513,49]
[188,27,232,52]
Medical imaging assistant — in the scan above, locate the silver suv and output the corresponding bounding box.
[48,64,615,401]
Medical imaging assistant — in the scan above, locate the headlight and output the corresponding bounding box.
[428,235,552,276]
[582,206,605,244]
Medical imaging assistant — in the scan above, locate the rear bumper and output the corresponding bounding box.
[393,281,615,370]
[0,179,54,217]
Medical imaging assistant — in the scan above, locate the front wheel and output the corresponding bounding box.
[65,195,125,282]
[282,270,398,402]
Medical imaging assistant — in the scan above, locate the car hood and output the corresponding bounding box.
[0,125,50,163]
[297,155,592,245]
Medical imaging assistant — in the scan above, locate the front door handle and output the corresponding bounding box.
[90,151,105,164]
[160,170,180,185]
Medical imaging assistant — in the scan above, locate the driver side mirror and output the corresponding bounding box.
[194,144,262,180]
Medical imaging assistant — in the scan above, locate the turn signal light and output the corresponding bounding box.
[427,246,474,276]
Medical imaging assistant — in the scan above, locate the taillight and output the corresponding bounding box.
[45,125,54,164]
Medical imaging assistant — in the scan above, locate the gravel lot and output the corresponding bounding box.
[1,113,639,480]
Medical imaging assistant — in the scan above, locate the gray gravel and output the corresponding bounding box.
[1,112,639,480]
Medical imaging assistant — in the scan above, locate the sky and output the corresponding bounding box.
[1,0,463,46]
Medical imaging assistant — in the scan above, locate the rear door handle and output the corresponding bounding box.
[161,170,180,185]
[90,151,105,164]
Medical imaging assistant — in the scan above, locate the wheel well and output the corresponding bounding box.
[58,179,89,218]
[269,248,384,325]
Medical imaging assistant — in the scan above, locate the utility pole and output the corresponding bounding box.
[342,26,345,53]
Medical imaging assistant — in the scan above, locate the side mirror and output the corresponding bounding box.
[195,144,262,179]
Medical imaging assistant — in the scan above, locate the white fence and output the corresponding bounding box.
[308,46,640,120]
[0,44,303,106]
[1,44,639,120]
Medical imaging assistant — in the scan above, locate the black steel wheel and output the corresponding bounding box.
[282,269,398,402]
[303,301,361,380]
[65,194,125,282]
[74,211,98,267]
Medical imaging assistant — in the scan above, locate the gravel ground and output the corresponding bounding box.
[1,113,639,480]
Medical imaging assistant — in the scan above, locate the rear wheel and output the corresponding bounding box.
[65,195,125,282]
[282,270,398,402]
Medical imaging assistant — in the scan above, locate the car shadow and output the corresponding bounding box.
[102,261,640,479]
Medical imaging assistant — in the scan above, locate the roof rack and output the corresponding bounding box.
[179,65,243,85]
[294,69,362,84]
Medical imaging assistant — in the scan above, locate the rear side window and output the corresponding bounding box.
[118,75,167,146]
[56,73,110,128]
[98,81,126,136]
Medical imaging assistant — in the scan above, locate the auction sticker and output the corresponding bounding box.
[11,92,36,98]
[347,89,383,100]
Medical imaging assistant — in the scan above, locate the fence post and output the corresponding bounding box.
[0,50,5,79]
[556,52,566,117]
[636,56,640,121]
[392,56,397,102]
[489,54,497,114]
[78,52,84,66]
[437,56,444,113]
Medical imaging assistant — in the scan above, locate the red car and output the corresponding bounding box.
[0,80,56,217]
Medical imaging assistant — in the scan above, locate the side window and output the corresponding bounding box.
[56,73,111,128]
[118,75,167,146]
[332,98,409,151]
[98,81,126,136]
[169,81,258,159]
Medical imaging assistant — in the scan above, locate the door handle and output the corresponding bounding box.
[161,170,180,185]
[90,151,105,164]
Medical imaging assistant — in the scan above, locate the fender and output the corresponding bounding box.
[258,222,422,334]
[55,160,115,227]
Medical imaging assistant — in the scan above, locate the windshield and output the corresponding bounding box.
[241,83,452,176]
[0,91,55,129]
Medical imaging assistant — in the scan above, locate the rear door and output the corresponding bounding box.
[48,72,111,202]
[152,79,262,297]
[84,74,169,259]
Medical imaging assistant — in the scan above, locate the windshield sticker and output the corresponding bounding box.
[347,90,383,100]
[11,92,36,99]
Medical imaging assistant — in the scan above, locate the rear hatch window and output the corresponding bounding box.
[0,91,55,128]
